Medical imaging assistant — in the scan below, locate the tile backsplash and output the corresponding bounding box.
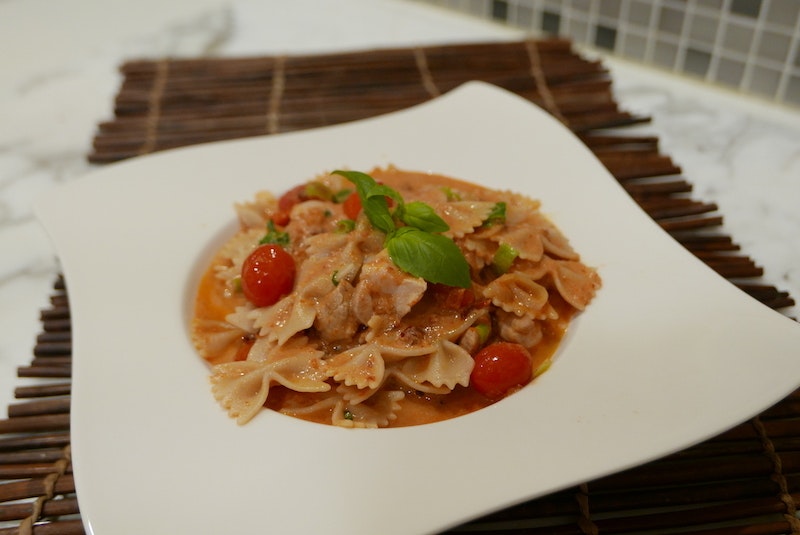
[410,0,800,108]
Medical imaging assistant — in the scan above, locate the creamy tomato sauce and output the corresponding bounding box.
[191,167,599,428]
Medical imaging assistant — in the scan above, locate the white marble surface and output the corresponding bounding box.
[0,0,798,423]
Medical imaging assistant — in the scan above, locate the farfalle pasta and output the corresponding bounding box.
[191,167,600,428]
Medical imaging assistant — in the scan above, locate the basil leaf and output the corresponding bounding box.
[366,184,403,207]
[332,170,376,195]
[332,170,395,234]
[401,201,450,233]
[332,188,353,203]
[362,195,395,234]
[386,227,471,288]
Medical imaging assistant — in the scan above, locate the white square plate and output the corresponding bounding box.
[35,82,800,535]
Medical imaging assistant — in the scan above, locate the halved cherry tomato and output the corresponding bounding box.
[241,244,296,307]
[470,342,533,400]
[342,191,362,220]
[278,184,306,213]
[273,184,307,226]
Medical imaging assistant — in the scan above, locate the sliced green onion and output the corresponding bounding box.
[474,323,491,344]
[332,188,353,203]
[336,219,356,233]
[492,243,519,274]
[304,181,333,201]
[441,186,461,201]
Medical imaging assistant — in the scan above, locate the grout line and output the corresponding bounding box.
[738,0,768,96]
[674,0,695,73]
[617,0,631,56]
[706,0,728,82]
[643,0,660,65]
[774,0,800,103]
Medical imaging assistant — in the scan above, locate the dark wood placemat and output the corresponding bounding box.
[2,39,797,534]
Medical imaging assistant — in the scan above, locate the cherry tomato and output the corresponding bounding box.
[241,244,296,307]
[278,184,306,213]
[470,342,533,400]
[272,184,307,226]
[342,191,362,220]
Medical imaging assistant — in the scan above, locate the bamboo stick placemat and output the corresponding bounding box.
[2,39,797,534]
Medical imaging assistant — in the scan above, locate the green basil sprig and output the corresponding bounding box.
[332,170,471,288]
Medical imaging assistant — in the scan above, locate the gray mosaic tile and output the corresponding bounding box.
[512,4,535,28]
[595,25,617,50]
[621,31,648,61]
[757,30,791,63]
[689,14,719,45]
[696,0,724,9]
[730,0,762,18]
[491,0,508,21]
[541,10,561,34]
[765,0,800,28]
[685,48,713,77]
[599,0,622,19]
[566,18,590,43]
[785,76,800,105]
[654,39,679,69]
[658,6,685,34]
[716,57,746,87]
[749,65,781,96]
[723,22,755,54]
[627,1,653,26]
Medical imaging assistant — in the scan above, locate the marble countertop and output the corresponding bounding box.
[1,0,798,418]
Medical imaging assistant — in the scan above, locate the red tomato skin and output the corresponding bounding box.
[273,184,307,225]
[278,184,306,213]
[241,244,296,307]
[342,191,362,220]
[470,342,533,400]
[342,189,396,221]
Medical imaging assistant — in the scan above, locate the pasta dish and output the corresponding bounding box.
[191,167,600,428]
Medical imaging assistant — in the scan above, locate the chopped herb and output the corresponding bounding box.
[259,220,290,246]
[343,409,354,420]
[483,202,507,227]
[332,188,353,203]
[304,181,333,202]
[332,170,471,288]
[492,243,519,274]
[441,186,462,201]
[336,219,356,233]
[331,270,340,286]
